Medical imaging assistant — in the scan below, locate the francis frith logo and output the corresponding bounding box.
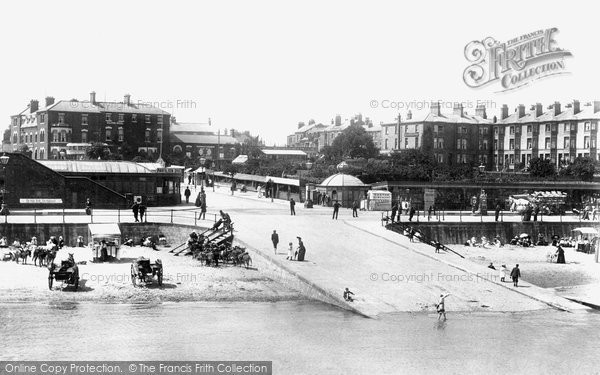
[463,28,573,92]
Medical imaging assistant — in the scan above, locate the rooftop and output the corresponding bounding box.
[318,173,369,187]
[170,133,238,145]
[39,160,155,174]
[261,149,307,156]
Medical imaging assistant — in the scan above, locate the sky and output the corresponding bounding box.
[0,0,597,146]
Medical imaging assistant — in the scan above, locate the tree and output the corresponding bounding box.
[86,142,111,160]
[529,157,556,178]
[328,124,378,159]
[15,144,32,158]
[563,157,597,181]
[2,129,10,144]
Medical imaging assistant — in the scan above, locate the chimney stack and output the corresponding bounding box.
[501,104,509,120]
[573,100,580,114]
[554,101,561,116]
[335,115,342,126]
[396,114,401,125]
[230,129,235,137]
[594,101,600,114]
[430,101,441,116]
[535,103,543,117]
[475,104,487,119]
[90,91,96,104]
[407,110,412,120]
[517,104,525,118]
[453,103,464,117]
[297,122,305,129]
[30,99,39,113]
[45,96,55,107]
[124,94,131,106]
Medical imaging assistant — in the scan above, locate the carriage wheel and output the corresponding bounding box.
[157,271,163,286]
[48,276,53,290]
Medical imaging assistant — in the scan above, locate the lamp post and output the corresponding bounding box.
[0,153,9,215]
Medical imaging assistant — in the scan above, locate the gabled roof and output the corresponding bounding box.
[170,122,213,133]
[39,160,154,174]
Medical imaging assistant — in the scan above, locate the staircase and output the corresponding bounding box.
[386,222,465,258]
[169,224,235,256]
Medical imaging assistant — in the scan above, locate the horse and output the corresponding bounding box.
[237,252,252,269]
[32,247,47,267]
[14,249,32,264]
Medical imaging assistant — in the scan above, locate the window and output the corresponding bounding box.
[157,129,163,142]
[545,137,551,149]
[145,115,151,124]
[527,138,532,149]
[106,113,112,122]
[145,129,150,142]
[584,136,590,148]
[52,130,58,142]
[82,114,88,125]
[552,124,557,132]
[384,139,388,149]
[60,131,66,143]
[132,114,137,123]
[81,131,87,143]
[434,138,444,149]
[592,139,597,148]
[461,127,468,134]
[509,139,515,150]
[494,127,498,135]
[585,122,591,131]
[564,137,570,149]
[157,115,163,125]
[435,125,444,133]
[545,124,551,132]
[571,123,576,131]
[509,126,514,135]
[404,138,409,147]
[493,140,498,150]
[58,113,65,124]
[394,139,398,149]
[385,127,388,135]
[34,133,38,143]
[40,130,45,142]
[483,140,488,150]
[118,113,124,123]
[25,134,28,143]
[527,125,532,134]
[105,129,111,141]
[563,123,569,132]
[40,113,45,123]
[118,127,124,142]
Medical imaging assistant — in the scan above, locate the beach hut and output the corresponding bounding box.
[88,223,121,262]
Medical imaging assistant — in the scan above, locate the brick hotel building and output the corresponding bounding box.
[10,92,171,160]
[289,100,600,171]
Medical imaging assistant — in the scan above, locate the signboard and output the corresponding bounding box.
[367,190,392,211]
[19,198,63,204]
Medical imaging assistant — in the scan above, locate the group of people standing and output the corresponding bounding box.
[130,201,147,223]
[271,230,306,261]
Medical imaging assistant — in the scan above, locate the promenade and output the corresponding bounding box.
[1,184,596,317]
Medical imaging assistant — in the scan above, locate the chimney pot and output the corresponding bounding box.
[45,96,55,107]
[573,100,580,114]
[594,101,600,114]
[124,94,131,106]
[407,110,412,120]
[517,104,525,118]
[501,104,509,120]
[430,101,441,116]
[475,104,487,119]
[90,91,96,104]
[535,103,543,117]
[453,103,464,117]
[554,101,561,116]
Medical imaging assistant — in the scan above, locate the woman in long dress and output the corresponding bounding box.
[556,246,566,264]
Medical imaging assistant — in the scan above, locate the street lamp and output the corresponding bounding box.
[0,153,9,214]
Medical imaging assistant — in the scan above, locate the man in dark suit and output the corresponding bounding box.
[510,264,521,287]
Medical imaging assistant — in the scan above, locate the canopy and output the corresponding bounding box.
[193,167,206,173]
[88,223,121,237]
[572,227,599,235]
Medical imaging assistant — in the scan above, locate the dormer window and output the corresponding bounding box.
[106,113,112,122]
[82,114,88,125]
[58,113,65,124]
[132,114,137,123]
[118,113,124,123]
[145,115,151,124]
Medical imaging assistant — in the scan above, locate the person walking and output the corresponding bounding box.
[556,246,566,264]
[510,264,521,287]
[495,203,501,222]
[184,186,191,203]
[199,198,207,220]
[428,205,433,221]
[271,230,279,254]
[332,200,341,220]
[409,206,416,222]
[131,201,140,222]
[533,205,540,222]
[391,202,398,223]
[436,294,450,320]
[289,198,296,215]
[435,241,442,253]
[139,203,147,222]
[352,200,359,218]
[85,198,93,215]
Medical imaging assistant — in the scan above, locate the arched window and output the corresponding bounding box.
[40,130,45,142]
[34,149,38,159]
[39,148,44,159]
[173,145,182,153]
[34,133,38,143]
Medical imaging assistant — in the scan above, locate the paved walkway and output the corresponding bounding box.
[2,184,594,316]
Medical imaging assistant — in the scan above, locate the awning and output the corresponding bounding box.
[265,176,300,187]
[572,228,599,235]
[184,168,192,173]
[232,155,248,164]
[88,223,121,237]
[193,167,206,173]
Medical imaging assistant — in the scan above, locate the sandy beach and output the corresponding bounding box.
[452,243,600,289]
[0,245,307,303]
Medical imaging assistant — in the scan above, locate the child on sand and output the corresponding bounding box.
[286,242,294,260]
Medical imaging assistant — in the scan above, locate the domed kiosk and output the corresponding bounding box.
[316,169,370,207]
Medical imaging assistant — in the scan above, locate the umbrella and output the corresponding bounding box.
[519,233,530,238]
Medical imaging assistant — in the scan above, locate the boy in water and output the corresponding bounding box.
[436,293,450,320]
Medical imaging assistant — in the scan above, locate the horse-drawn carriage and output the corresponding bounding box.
[48,254,79,290]
[131,257,163,286]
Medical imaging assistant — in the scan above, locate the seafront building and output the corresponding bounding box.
[287,101,600,171]
[10,92,171,160]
